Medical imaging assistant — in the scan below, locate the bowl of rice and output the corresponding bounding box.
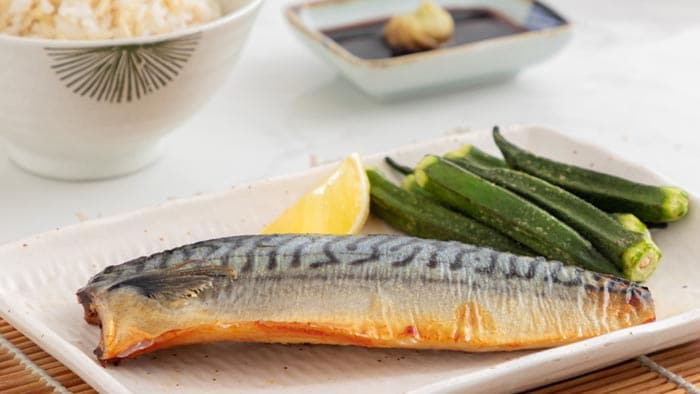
[0,0,263,180]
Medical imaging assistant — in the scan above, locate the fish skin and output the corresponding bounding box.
[77,234,655,362]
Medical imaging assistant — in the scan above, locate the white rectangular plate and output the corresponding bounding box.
[1,126,699,394]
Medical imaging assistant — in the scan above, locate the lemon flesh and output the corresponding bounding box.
[261,153,369,235]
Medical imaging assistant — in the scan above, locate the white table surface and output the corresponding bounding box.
[1,0,699,245]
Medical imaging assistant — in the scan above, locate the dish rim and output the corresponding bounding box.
[284,0,572,69]
[0,0,264,48]
[0,125,698,393]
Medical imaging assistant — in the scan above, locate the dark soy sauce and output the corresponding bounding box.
[321,3,566,60]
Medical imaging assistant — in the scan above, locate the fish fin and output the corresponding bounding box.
[108,265,236,302]
[171,258,206,270]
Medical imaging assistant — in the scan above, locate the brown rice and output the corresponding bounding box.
[0,0,222,39]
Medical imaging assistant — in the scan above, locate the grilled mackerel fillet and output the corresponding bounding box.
[77,234,655,362]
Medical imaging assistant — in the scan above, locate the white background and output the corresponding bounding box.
[1,0,699,244]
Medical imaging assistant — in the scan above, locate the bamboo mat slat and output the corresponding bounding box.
[0,318,97,394]
[2,316,700,393]
[530,340,700,394]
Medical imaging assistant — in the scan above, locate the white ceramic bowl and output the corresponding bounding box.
[286,0,572,99]
[0,0,263,180]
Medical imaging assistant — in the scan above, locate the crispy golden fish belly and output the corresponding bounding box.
[77,234,655,362]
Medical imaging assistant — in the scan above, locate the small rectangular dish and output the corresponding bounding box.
[0,126,699,393]
[286,0,572,99]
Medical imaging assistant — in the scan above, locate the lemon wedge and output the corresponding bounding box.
[261,153,370,235]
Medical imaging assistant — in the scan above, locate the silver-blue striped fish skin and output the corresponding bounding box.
[77,234,655,362]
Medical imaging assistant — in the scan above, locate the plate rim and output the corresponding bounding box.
[1,124,697,394]
[411,309,700,393]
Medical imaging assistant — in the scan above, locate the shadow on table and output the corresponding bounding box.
[289,73,520,113]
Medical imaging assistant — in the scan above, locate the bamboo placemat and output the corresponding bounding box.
[1,316,699,393]
[0,318,95,394]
